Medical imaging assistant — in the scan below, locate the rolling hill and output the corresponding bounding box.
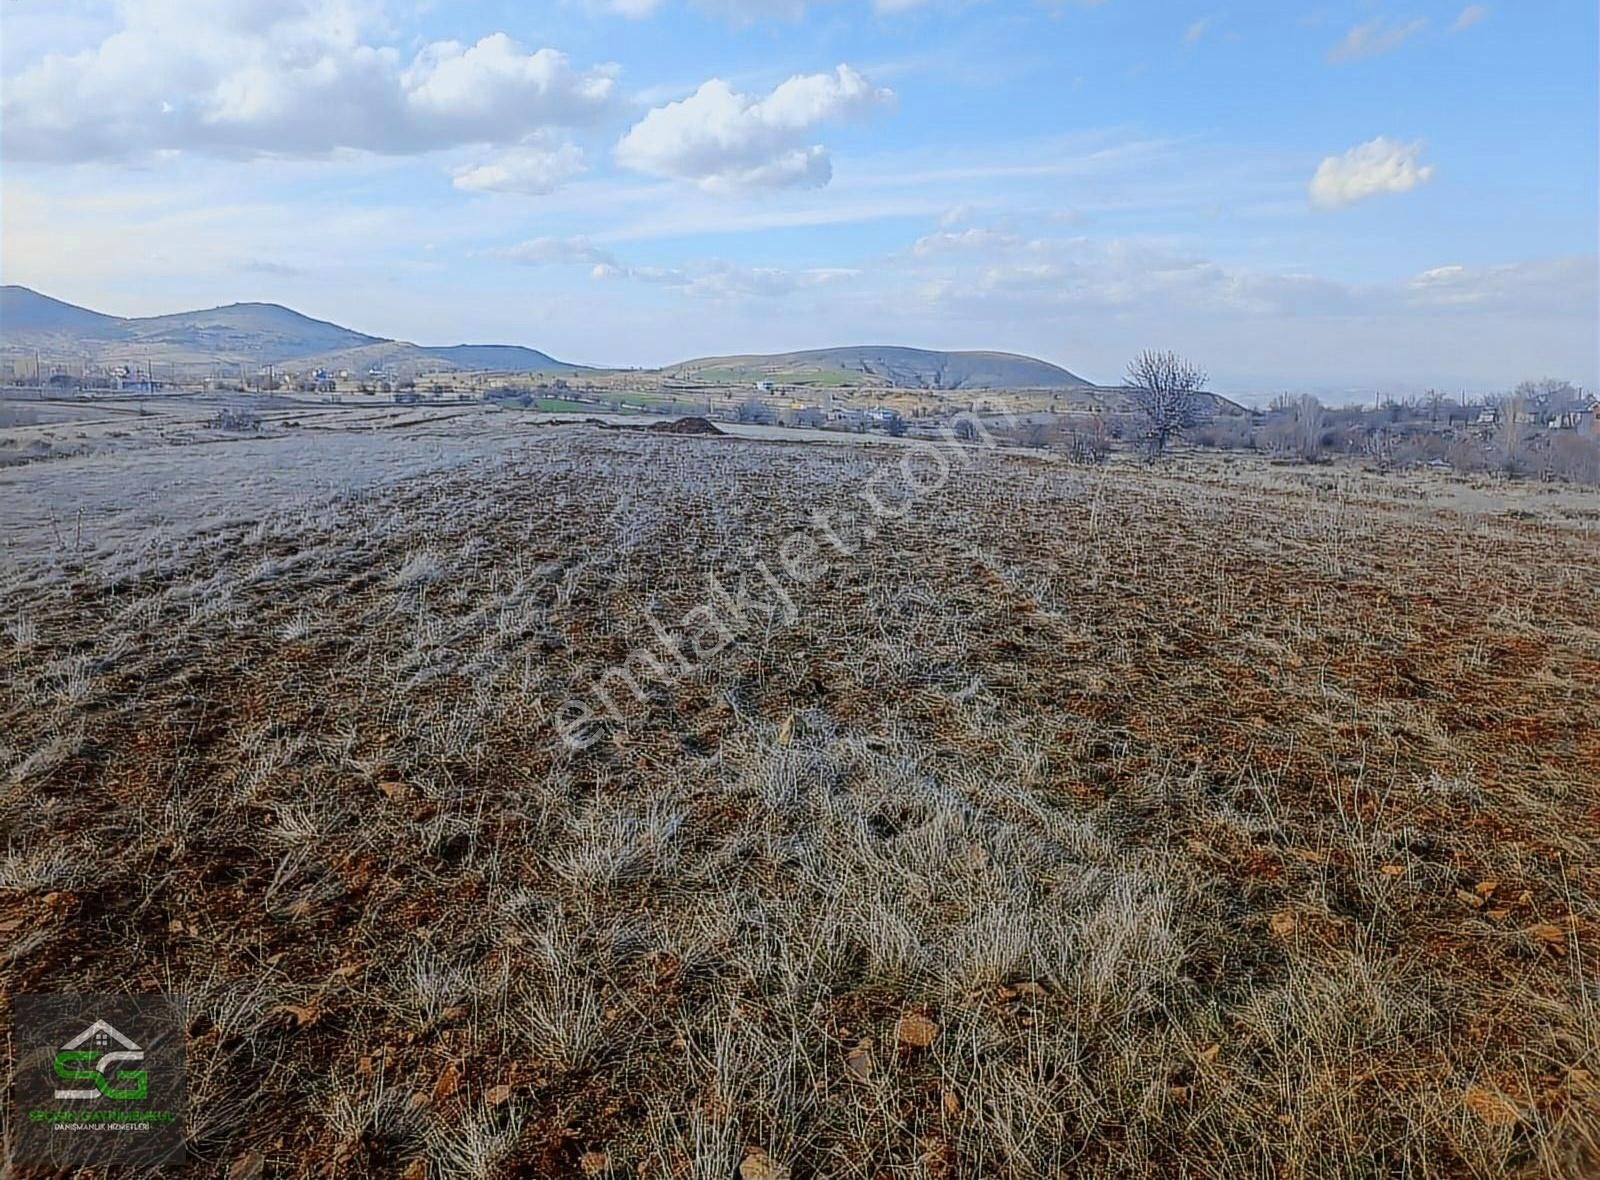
[0,286,583,376]
[668,346,1095,390]
[2,287,1126,392]
[124,301,382,361]
[290,341,573,377]
[0,287,127,336]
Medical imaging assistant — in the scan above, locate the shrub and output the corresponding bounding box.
[1543,433,1600,485]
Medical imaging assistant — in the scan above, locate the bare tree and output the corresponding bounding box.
[1293,394,1326,462]
[1061,414,1109,464]
[1259,394,1324,462]
[1496,392,1528,475]
[1125,350,1209,460]
[1515,378,1581,418]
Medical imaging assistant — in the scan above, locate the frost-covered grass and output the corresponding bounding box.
[0,425,1595,1177]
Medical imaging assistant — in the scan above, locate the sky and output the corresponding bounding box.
[0,0,1595,399]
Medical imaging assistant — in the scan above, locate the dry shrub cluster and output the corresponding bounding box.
[1,428,1597,1177]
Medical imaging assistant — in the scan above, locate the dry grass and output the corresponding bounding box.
[1,426,1597,1177]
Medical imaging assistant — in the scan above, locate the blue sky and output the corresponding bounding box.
[1,0,1595,397]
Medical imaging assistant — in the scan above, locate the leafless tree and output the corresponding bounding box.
[1545,432,1600,485]
[1496,392,1528,474]
[1262,394,1324,462]
[1292,394,1325,462]
[1125,350,1209,460]
[1515,378,1581,417]
[1061,414,1109,464]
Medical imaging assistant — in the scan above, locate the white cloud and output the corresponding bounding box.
[504,236,620,267]
[504,236,851,298]
[677,260,850,298]
[402,35,617,129]
[1184,18,1210,44]
[453,137,586,195]
[911,227,1022,256]
[1327,18,1428,63]
[940,230,1590,328]
[822,223,1597,392]
[614,65,894,192]
[1405,256,1591,313]
[1309,137,1435,208]
[0,169,459,305]
[7,155,1592,392]
[1,5,618,162]
[1450,5,1488,33]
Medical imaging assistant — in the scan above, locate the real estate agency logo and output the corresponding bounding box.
[52,1017,150,1100]
[13,993,186,1167]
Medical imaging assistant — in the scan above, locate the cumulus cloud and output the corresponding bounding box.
[1,4,618,162]
[614,65,893,192]
[452,137,586,195]
[1309,137,1435,208]
[1450,5,1488,33]
[1327,18,1427,63]
[402,35,616,127]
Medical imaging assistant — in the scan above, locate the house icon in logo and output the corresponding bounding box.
[54,1020,147,1100]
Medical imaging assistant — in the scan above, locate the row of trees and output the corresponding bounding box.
[1118,351,1596,482]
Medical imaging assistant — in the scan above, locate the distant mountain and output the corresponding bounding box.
[294,340,572,377]
[669,346,1095,390]
[124,301,382,362]
[2,287,1145,392]
[0,285,584,375]
[0,287,127,335]
[422,343,569,370]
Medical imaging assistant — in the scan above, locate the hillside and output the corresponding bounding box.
[669,346,1094,390]
[299,341,582,379]
[0,286,582,375]
[4,287,1116,389]
[0,286,126,335]
[122,302,381,361]
[422,343,571,371]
